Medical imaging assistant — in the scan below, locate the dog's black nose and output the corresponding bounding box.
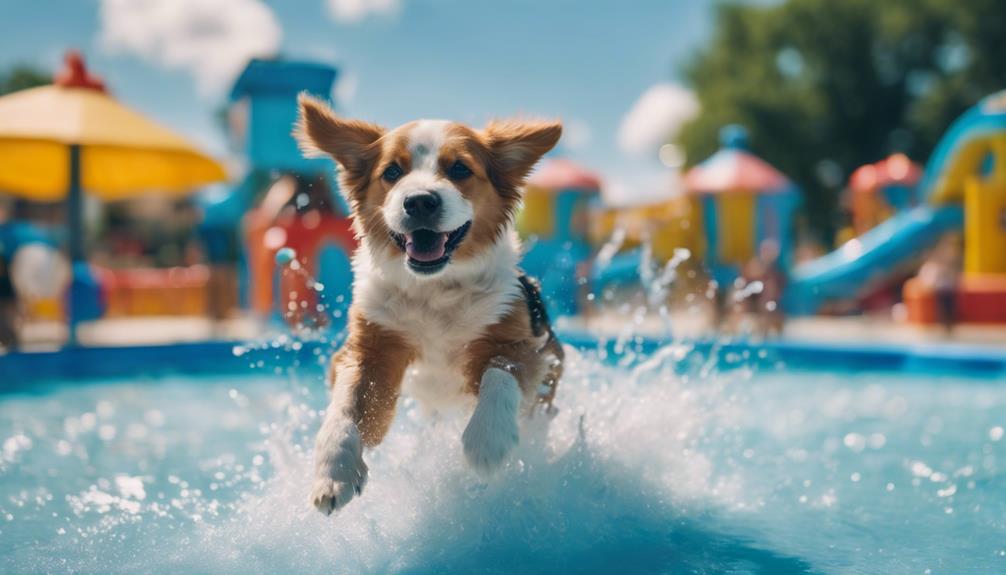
[403,191,442,219]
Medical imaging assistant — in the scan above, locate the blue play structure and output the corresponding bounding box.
[518,159,600,317]
[198,58,355,325]
[200,58,344,228]
[520,193,593,318]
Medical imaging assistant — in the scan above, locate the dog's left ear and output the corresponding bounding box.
[483,119,562,193]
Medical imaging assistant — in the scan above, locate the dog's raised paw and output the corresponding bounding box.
[310,421,368,515]
[462,367,521,474]
[462,420,519,474]
[310,475,363,515]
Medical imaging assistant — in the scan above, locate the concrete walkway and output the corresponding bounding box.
[562,310,1006,351]
[9,311,1006,352]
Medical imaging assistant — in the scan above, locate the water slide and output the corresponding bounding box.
[786,204,963,313]
[787,90,1006,313]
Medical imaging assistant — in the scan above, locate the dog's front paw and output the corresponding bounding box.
[311,420,368,515]
[462,367,521,474]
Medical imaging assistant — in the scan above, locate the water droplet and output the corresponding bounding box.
[990,426,1004,441]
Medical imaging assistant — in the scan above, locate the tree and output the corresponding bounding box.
[0,65,49,96]
[677,0,1006,244]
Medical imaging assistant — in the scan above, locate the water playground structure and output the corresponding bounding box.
[788,90,1006,324]
[682,126,800,286]
[0,51,228,339]
[0,54,363,335]
[517,158,601,316]
[591,126,800,302]
[844,153,923,239]
[223,59,356,325]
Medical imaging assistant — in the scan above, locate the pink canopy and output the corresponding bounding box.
[848,153,922,193]
[527,158,602,192]
[684,148,789,194]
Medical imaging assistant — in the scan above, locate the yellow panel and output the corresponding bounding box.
[652,195,704,262]
[516,187,554,238]
[0,139,68,201]
[964,176,1006,275]
[717,192,755,265]
[589,209,617,246]
[932,136,1006,205]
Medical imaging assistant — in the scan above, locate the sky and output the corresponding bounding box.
[0,0,729,205]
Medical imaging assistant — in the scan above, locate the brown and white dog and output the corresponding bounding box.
[295,95,565,515]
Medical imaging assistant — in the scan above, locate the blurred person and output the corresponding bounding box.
[0,207,19,350]
[709,278,728,331]
[918,233,962,334]
[741,240,786,337]
[197,213,241,326]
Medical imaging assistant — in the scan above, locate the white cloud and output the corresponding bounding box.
[326,0,400,23]
[334,70,359,104]
[99,0,282,95]
[561,118,593,152]
[601,169,685,209]
[617,83,699,158]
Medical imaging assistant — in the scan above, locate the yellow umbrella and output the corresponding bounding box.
[0,51,227,343]
[0,53,226,200]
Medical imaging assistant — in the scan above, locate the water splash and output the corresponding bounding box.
[2,345,1004,573]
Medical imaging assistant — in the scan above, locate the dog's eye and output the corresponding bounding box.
[382,163,403,183]
[447,160,472,180]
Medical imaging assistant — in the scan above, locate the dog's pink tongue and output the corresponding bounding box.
[405,232,448,262]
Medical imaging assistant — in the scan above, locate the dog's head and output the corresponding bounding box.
[295,95,561,278]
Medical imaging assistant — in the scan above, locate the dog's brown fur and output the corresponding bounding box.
[329,310,418,446]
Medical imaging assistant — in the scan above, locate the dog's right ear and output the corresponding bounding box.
[295,93,385,187]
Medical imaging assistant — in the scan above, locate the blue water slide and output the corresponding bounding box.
[786,205,963,313]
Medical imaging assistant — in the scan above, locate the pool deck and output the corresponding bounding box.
[12,312,1006,352]
[564,311,1006,351]
[1,314,1004,388]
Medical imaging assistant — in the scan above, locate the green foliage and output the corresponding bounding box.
[678,0,1006,243]
[0,65,50,96]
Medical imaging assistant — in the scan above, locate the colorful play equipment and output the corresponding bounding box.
[517,158,600,316]
[683,125,800,286]
[589,192,702,264]
[845,153,923,237]
[590,126,799,297]
[226,58,356,325]
[244,174,355,326]
[789,90,1006,323]
[0,221,65,320]
[0,51,227,342]
[102,266,209,317]
[588,187,703,299]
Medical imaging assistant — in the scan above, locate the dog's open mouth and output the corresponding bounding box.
[391,221,471,274]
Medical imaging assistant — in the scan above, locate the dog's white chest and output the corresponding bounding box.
[358,275,517,413]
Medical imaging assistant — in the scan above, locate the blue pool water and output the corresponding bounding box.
[1,343,1005,574]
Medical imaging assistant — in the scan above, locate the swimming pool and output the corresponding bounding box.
[1,339,1005,574]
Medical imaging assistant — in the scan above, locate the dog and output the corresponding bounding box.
[295,95,565,515]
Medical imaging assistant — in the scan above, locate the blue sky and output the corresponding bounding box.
[1,0,728,202]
